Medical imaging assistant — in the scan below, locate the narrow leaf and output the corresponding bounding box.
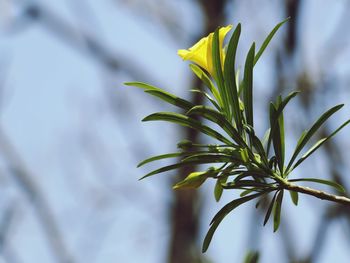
[124,81,162,91]
[243,43,256,129]
[254,17,290,65]
[273,190,284,232]
[145,89,194,110]
[224,24,242,131]
[137,152,183,167]
[263,191,278,226]
[291,119,350,170]
[212,28,229,117]
[267,91,299,155]
[187,106,245,146]
[140,161,200,180]
[190,89,221,111]
[269,103,284,173]
[289,191,299,206]
[202,192,265,252]
[125,82,194,110]
[181,153,238,164]
[286,104,344,171]
[143,112,233,145]
[190,64,223,106]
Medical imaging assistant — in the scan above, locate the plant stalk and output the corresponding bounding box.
[283,182,350,206]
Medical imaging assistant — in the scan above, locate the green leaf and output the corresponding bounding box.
[187,106,245,146]
[243,43,255,129]
[214,177,227,202]
[243,251,260,263]
[140,154,225,180]
[267,91,299,155]
[125,81,194,110]
[140,161,199,180]
[145,89,194,110]
[254,17,290,65]
[137,152,183,167]
[224,24,242,131]
[289,178,346,194]
[273,190,284,232]
[173,171,209,189]
[142,112,233,145]
[286,104,344,171]
[291,119,350,170]
[263,191,278,226]
[213,28,229,118]
[289,191,299,206]
[189,64,223,107]
[181,152,238,164]
[243,125,269,166]
[202,192,265,252]
[223,180,270,189]
[124,81,162,91]
[190,89,221,111]
[269,102,284,174]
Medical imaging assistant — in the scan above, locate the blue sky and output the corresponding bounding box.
[0,0,350,262]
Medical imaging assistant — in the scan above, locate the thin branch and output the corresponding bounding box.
[0,128,74,263]
[283,182,350,206]
[9,0,158,83]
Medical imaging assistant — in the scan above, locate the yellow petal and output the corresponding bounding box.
[178,25,233,76]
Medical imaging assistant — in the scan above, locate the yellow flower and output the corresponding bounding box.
[177,25,233,76]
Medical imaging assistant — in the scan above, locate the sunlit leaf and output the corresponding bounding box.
[214,176,227,202]
[213,28,229,118]
[269,102,284,174]
[267,91,299,155]
[189,64,223,106]
[125,82,194,110]
[224,24,242,131]
[291,119,350,170]
[254,17,290,65]
[137,152,183,167]
[181,152,238,164]
[145,89,194,110]
[243,43,255,129]
[286,104,344,171]
[190,89,221,111]
[143,112,233,145]
[187,105,245,146]
[173,171,210,189]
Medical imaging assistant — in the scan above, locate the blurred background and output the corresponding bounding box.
[0,0,350,262]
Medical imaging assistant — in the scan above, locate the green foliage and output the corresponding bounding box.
[125,19,350,252]
[243,251,260,263]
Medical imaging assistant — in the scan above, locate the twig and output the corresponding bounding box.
[283,182,350,206]
[0,128,74,263]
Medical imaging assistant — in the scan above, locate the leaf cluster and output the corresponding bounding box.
[125,18,350,252]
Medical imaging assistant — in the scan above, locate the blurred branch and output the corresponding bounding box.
[8,1,158,83]
[115,0,185,41]
[0,201,22,263]
[0,128,74,263]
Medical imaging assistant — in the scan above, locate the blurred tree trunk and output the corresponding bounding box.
[168,1,227,262]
